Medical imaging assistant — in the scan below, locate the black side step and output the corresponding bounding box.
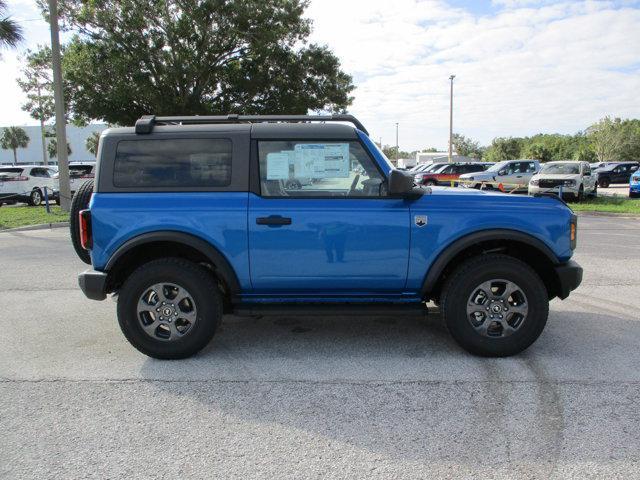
[232,303,428,317]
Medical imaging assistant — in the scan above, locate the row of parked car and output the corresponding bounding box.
[408,160,639,201]
[0,162,95,206]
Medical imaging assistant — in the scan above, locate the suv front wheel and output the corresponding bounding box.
[117,258,222,359]
[441,254,549,357]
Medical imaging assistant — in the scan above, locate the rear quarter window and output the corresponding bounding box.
[113,138,232,188]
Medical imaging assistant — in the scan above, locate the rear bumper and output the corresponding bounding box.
[554,260,583,299]
[78,269,108,301]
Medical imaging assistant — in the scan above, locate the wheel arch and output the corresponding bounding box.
[104,231,241,301]
[420,229,561,301]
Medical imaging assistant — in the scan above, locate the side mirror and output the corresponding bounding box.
[388,169,415,197]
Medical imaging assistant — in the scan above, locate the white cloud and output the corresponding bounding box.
[308,0,640,149]
[1,0,639,151]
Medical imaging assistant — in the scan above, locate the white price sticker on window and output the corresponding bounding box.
[266,152,290,180]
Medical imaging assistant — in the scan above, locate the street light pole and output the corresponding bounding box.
[395,122,399,161]
[448,74,455,163]
[48,0,71,211]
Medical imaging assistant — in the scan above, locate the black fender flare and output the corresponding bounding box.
[420,229,559,296]
[104,231,241,295]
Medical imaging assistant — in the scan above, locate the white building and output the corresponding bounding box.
[0,124,107,165]
[415,151,477,164]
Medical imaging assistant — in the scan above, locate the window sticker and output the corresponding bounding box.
[293,143,350,179]
[266,152,290,180]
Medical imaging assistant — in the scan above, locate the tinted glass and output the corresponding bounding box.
[114,139,232,188]
[540,163,580,174]
[258,140,385,197]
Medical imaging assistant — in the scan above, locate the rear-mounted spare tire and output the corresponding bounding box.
[70,180,94,265]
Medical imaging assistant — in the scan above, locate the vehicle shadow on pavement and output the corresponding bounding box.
[134,309,640,472]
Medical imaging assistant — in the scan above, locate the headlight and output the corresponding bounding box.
[563,179,576,187]
[530,179,539,186]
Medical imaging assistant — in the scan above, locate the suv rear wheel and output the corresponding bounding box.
[117,258,222,359]
[441,254,549,357]
[29,189,43,206]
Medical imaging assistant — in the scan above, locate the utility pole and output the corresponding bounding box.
[448,74,455,163]
[48,0,71,211]
[395,122,399,161]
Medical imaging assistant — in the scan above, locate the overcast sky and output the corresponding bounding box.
[1,0,639,150]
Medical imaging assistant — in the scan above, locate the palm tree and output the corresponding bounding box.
[0,126,30,165]
[0,0,23,49]
[47,137,72,159]
[85,131,100,157]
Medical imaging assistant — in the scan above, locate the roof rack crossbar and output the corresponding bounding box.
[134,114,369,135]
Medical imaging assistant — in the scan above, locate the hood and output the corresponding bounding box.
[531,173,578,181]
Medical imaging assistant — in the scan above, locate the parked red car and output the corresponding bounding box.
[415,162,488,186]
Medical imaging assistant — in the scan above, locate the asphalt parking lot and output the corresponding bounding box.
[1,214,639,479]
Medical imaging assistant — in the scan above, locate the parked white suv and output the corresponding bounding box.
[52,162,96,197]
[528,161,596,201]
[0,165,58,206]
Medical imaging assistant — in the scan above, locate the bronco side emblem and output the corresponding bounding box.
[415,215,427,227]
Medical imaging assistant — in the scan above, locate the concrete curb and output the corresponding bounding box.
[0,222,69,233]
[576,211,640,219]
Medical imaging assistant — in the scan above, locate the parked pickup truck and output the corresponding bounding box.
[72,115,582,359]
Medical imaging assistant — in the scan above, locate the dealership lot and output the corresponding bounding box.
[1,215,639,479]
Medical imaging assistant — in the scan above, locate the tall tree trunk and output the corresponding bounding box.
[40,119,48,165]
[12,149,17,166]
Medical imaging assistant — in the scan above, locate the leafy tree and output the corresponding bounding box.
[17,47,59,165]
[85,131,100,156]
[36,0,354,125]
[523,143,552,162]
[452,133,482,158]
[0,0,23,50]
[484,137,522,162]
[0,126,30,165]
[587,117,626,162]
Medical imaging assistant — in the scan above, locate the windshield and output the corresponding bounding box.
[486,161,509,173]
[540,163,580,174]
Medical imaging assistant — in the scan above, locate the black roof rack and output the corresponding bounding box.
[134,114,369,136]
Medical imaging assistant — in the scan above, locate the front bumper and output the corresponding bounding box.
[554,260,583,299]
[529,185,578,197]
[630,183,640,193]
[78,269,108,301]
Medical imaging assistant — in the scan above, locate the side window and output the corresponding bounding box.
[631,164,639,172]
[258,140,386,197]
[30,168,49,178]
[113,139,232,188]
[439,165,455,174]
[525,162,536,173]
[583,164,591,175]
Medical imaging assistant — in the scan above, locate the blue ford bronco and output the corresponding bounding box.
[72,114,582,359]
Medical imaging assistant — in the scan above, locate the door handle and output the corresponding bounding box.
[256,215,292,226]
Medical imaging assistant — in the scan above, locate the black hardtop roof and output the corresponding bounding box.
[133,114,368,135]
[103,118,360,140]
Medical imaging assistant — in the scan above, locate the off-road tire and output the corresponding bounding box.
[69,180,94,264]
[441,254,549,357]
[598,177,610,188]
[117,258,222,359]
